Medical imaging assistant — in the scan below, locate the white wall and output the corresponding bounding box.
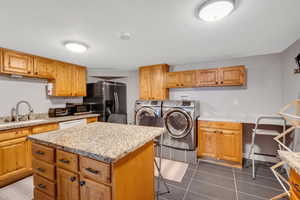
[0,76,82,116]
[169,53,284,117]
[87,69,138,124]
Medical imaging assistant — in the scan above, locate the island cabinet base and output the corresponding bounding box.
[32,141,155,200]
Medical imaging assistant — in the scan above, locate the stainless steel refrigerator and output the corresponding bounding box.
[83,81,127,123]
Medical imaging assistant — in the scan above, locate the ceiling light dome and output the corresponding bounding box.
[64,42,88,53]
[198,0,235,22]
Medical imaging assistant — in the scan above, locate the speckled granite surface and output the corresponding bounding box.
[0,114,99,131]
[278,150,300,175]
[28,122,165,163]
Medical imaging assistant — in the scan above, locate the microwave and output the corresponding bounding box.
[66,103,92,115]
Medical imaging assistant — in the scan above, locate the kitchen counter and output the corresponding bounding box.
[198,114,286,125]
[28,122,164,163]
[0,114,99,131]
[278,150,300,175]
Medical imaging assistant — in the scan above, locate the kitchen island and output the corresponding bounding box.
[28,122,164,200]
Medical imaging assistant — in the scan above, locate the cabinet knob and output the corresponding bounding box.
[70,176,76,182]
[27,71,31,74]
[34,72,38,75]
[220,81,224,84]
[38,184,46,189]
[80,181,86,186]
[215,81,218,84]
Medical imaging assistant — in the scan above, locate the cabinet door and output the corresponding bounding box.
[0,137,30,179]
[139,67,152,100]
[53,63,73,96]
[219,66,245,86]
[198,128,218,158]
[57,168,79,200]
[166,72,181,88]
[151,66,167,99]
[33,57,56,79]
[218,130,242,163]
[80,178,111,200]
[180,71,196,88]
[197,69,219,86]
[72,66,87,97]
[2,49,33,75]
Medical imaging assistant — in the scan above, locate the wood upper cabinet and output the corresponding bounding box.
[198,121,243,168]
[72,66,87,97]
[57,168,80,200]
[197,68,219,86]
[52,62,73,96]
[219,66,245,86]
[2,49,33,75]
[167,70,196,88]
[139,64,169,100]
[33,57,56,79]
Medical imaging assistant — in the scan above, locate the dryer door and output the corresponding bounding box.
[135,107,158,125]
[163,108,193,139]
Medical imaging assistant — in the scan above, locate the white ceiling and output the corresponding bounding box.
[0,0,299,70]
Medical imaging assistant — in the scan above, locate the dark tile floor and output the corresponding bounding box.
[155,161,287,200]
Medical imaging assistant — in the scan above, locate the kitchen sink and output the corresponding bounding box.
[0,119,47,127]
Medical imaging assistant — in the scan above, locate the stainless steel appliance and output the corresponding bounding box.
[162,100,199,150]
[135,100,163,126]
[66,103,92,115]
[83,81,127,123]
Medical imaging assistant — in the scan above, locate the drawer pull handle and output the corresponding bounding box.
[80,181,86,186]
[38,184,46,189]
[59,159,70,164]
[294,183,300,192]
[85,167,99,175]
[70,176,76,182]
[37,168,45,173]
[35,150,45,155]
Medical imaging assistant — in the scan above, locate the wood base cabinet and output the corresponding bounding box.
[290,169,300,200]
[33,141,154,200]
[197,121,243,168]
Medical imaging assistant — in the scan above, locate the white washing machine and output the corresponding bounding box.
[162,100,199,151]
[135,100,163,126]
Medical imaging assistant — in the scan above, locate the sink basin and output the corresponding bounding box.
[0,119,47,127]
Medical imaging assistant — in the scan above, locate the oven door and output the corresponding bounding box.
[163,108,193,139]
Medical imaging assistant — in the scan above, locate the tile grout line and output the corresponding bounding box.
[232,168,239,200]
[182,163,199,200]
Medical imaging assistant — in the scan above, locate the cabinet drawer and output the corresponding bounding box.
[80,156,111,184]
[34,174,56,197]
[199,121,242,130]
[32,143,55,163]
[290,169,300,198]
[0,128,30,142]
[34,188,55,200]
[32,159,55,180]
[32,123,58,134]
[57,150,78,172]
[86,117,98,124]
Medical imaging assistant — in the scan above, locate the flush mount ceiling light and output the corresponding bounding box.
[64,42,88,53]
[119,32,131,40]
[198,0,235,22]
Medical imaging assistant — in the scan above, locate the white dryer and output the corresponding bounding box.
[135,100,163,126]
[162,100,199,150]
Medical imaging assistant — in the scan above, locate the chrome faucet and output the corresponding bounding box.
[13,100,34,122]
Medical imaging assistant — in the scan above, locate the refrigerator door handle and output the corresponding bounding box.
[114,91,120,113]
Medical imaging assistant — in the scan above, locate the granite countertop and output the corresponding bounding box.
[0,114,100,131]
[278,150,300,175]
[28,122,165,163]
